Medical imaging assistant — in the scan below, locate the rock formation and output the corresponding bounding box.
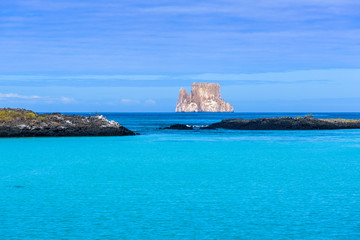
[175,83,234,112]
[0,108,135,137]
[164,124,194,130]
[164,117,360,131]
[203,117,360,130]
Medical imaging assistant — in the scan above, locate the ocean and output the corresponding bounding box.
[1,112,360,239]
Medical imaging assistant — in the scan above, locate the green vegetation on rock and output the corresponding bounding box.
[0,109,47,122]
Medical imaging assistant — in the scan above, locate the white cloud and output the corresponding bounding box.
[0,74,169,81]
[186,69,360,82]
[16,0,95,11]
[60,97,75,104]
[0,68,358,84]
[139,0,360,20]
[121,98,140,104]
[145,99,156,105]
[0,93,77,105]
[0,93,41,99]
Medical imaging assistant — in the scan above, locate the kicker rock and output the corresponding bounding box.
[175,83,234,112]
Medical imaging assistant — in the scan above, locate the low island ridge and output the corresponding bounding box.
[164,116,360,130]
[0,108,135,137]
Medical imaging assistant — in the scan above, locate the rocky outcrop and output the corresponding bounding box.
[175,83,234,112]
[0,108,135,137]
[202,117,360,130]
[164,124,194,130]
[162,116,360,131]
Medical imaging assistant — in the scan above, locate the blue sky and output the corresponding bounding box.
[0,0,359,112]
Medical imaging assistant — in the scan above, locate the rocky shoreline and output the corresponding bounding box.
[165,116,360,131]
[0,108,135,137]
[2,109,360,137]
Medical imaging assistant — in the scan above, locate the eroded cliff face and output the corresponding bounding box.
[175,83,234,112]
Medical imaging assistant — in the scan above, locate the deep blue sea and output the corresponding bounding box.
[1,112,360,239]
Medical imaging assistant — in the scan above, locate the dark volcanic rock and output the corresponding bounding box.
[0,108,136,137]
[164,124,194,130]
[202,117,360,130]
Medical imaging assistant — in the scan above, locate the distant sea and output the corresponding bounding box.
[1,112,360,239]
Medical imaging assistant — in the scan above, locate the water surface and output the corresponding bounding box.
[1,113,360,239]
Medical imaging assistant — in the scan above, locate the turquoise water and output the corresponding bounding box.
[1,113,360,239]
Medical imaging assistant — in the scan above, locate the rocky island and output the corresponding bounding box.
[175,83,234,112]
[165,116,360,130]
[0,108,135,137]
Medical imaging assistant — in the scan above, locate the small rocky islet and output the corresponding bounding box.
[163,124,194,130]
[0,108,135,137]
[176,83,234,112]
[165,116,360,131]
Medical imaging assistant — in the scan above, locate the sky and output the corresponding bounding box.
[0,0,359,112]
